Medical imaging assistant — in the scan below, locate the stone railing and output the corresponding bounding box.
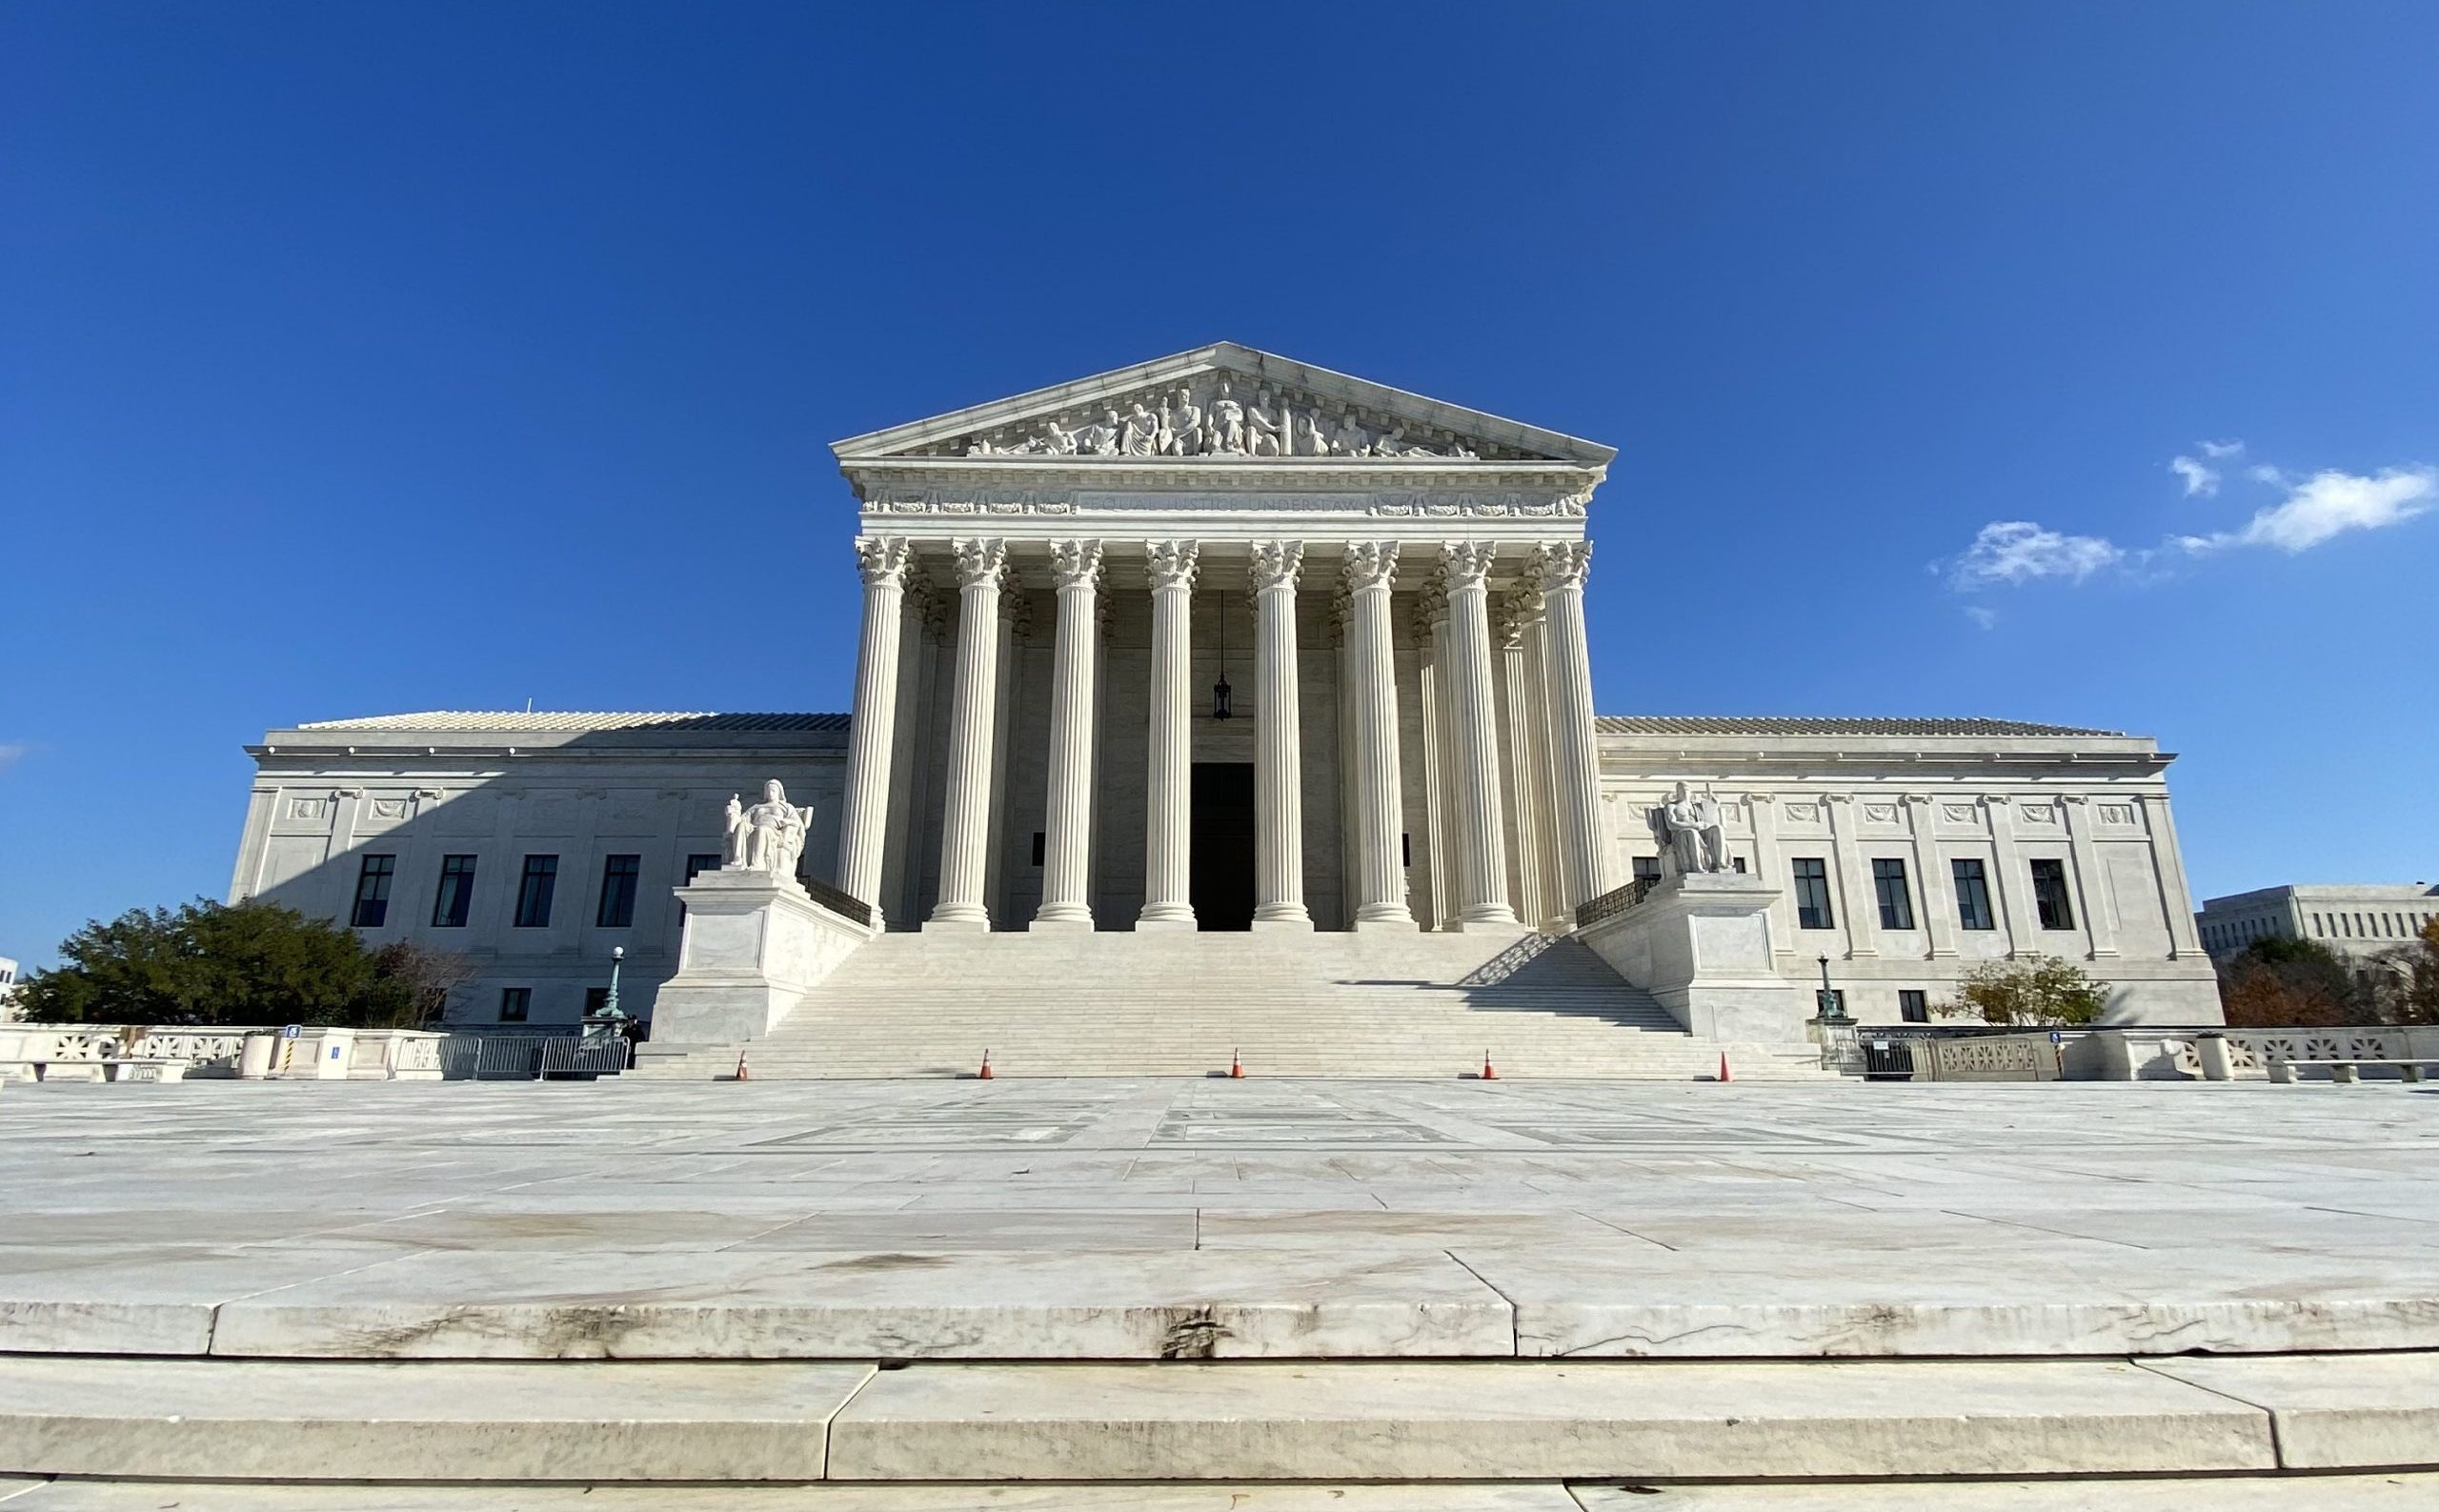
[0,1025,251,1076]
[0,1023,449,1081]
[2172,1026,2439,1079]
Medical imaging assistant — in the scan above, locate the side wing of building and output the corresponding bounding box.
[1595,717,2223,1025]
[230,714,849,1026]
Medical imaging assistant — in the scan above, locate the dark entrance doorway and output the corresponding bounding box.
[1190,762,1256,931]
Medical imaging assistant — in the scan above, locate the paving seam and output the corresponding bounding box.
[200,1247,441,1359]
[1441,1247,1523,1357]
[2128,1357,2293,1469]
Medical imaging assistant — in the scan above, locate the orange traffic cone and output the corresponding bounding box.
[734,1052,751,1082]
[978,1050,994,1080]
[1717,1052,1733,1084]
[1482,1051,1499,1080]
[1229,1049,1244,1079]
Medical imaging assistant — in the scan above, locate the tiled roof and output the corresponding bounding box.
[293,712,850,733]
[1596,716,2122,738]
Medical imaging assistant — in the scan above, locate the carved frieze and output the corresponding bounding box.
[926,373,1519,463]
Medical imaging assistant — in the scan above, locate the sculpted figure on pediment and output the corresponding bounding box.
[1161,387,1204,456]
[1121,402,1162,456]
[1327,410,1372,457]
[1208,380,1247,454]
[1246,387,1286,456]
[1075,409,1121,456]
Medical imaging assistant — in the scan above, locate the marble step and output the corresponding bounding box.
[2,1475,2436,1511]
[10,1353,2430,1483]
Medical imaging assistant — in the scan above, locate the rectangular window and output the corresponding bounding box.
[513,855,558,929]
[584,986,611,1015]
[596,855,641,928]
[1031,832,1046,867]
[1792,858,1834,930]
[1952,859,1996,931]
[1632,856,1662,889]
[351,855,395,928]
[1899,989,1929,1023]
[2030,858,2076,931]
[497,987,530,1023]
[432,855,476,928]
[1731,856,1747,874]
[1872,858,1915,931]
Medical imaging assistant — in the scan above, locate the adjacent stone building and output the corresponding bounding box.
[2198,883,2439,964]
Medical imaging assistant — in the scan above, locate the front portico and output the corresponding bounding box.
[826,343,1619,936]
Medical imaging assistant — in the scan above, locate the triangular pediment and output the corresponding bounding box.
[831,343,1614,467]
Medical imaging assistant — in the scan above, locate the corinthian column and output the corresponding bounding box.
[1498,590,1551,932]
[1343,541,1417,930]
[1032,540,1103,931]
[837,534,911,926]
[1251,541,1311,929]
[1533,541,1611,915]
[925,537,1007,932]
[1139,539,1199,930]
[1439,542,1517,929]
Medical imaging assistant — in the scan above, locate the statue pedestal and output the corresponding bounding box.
[1577,873,1809,1043]
[651,870,875,1046]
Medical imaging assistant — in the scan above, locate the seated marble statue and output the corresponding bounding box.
[724,779,815,883]
[1658,780,1731,875]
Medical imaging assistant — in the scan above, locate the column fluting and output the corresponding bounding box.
[1343,541,1418,930]
[1440,542,1517,928]
[1032,540,1103,930]
[1251,540,1311,929]
[1533,541,1611,915]
[1498,591,1550,932]
[1138,539,1199,929]
[837,534,911,926]
[925,537,1007,931]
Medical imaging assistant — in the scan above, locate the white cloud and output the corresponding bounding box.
[2174,467,2436,554]
[1948,520,2126,589]
[1964,605,1998,631]
[2197,438,2246,458]
[2169,455,2220,496]
[0,744,24,776]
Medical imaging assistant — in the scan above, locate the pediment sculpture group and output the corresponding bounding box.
[966,381,1480,461]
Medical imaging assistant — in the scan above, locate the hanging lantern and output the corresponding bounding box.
[1213,592,1235,719]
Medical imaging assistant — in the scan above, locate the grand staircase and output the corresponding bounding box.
[638,929,1833,1079]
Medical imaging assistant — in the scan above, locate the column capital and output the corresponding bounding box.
[1411,579,1449,636]
[1048,538,1105,590]
[1495,587,1544,649]
[1340,539,1401,593]
[1145,537,1200,590]
[1438,540,1498,590]
[1529,540,1594,593]
[854,534,913,587]
[1250,539,1305,592]
[951,537,1008,588]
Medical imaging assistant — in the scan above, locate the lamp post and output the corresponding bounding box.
[1815,953,1850,1024]
[604,945,625,1018]
[584,946,632,1052]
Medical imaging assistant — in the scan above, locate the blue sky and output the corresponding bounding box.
[4,3,2434,965]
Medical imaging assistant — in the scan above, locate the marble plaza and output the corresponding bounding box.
[3,1078,2437,1501]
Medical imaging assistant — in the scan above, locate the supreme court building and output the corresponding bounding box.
[233,345,2225,1051]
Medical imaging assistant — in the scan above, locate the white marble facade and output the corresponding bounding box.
[230,345,2223,1025]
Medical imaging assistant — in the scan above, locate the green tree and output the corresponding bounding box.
[2217,935,2368,1028]
[19,899,465,1028]
[1935,955,2108,1027]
